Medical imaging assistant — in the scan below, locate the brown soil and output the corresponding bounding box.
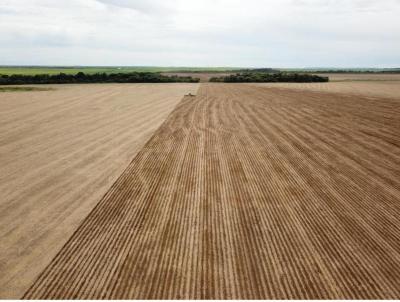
[317,73,400,82]
[0,83,198,299]
[250,75,400,99]
[24,83,400,299]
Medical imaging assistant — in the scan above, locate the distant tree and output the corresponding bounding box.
[0,72,200,85]
[209,72,329,83]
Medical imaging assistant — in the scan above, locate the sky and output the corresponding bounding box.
[0,0,399,68]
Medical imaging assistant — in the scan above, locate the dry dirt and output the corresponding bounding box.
[163,72,400,99]
[0,83,198,298]
[24,83,400,299]
[250,81,400,99]
[250,74,400,99]
[317,73,400,82]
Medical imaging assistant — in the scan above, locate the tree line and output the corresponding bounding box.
[209,72,329,83]
[0,72,200,85]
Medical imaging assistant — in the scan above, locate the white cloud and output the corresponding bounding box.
[0,0,399,67]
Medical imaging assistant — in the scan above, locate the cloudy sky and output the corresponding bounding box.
[0,0,399,67]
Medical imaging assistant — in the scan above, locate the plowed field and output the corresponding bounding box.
[24,84,400,299]
[0,83,198,298]
[250,80,400,99]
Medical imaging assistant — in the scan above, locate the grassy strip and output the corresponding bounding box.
[0,87,53,92]
[1,66,399,76]
[0,66,243,76]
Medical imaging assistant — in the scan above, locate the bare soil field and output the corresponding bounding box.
[163,72,400,99]
[24,84,400,299]
[317,73,400,82]
[0,83,198,298]
[250,80,400,99]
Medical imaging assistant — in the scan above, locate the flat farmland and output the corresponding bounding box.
[23,83,400,299]
[318,73,400,82]
[249,74,400,99]
[0,83,198,298]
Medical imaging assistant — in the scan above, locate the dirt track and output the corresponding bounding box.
[24,84,400,299]
[0,83,198,298]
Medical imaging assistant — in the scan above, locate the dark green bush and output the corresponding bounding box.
[209,72,329,83]
[0,72,199,85]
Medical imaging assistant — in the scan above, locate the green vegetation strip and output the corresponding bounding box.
[0,87,53,92]
[0,72,199,85]
[0,66,243,76]
[210,72,329,83]
[1,66,399,76]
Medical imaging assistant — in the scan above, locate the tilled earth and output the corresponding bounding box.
[0,83,198,298]
[24,84,400,299]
